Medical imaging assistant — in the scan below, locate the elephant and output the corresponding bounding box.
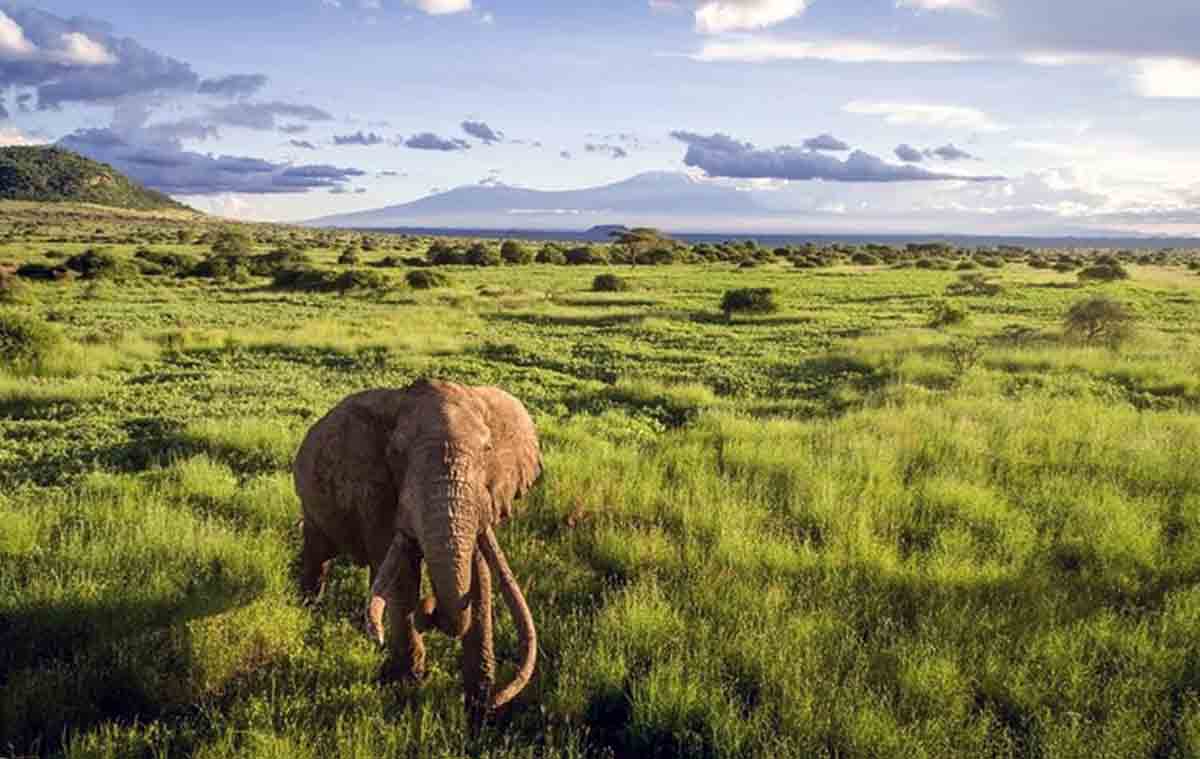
[292,379,542,726]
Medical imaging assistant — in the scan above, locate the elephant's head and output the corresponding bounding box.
[367,381,541,708]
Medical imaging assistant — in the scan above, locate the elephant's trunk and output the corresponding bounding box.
[420,491,478,639]
[480,526,537,710]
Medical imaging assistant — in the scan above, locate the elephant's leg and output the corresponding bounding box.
[462,548,495,731]
[299,520,336,603]
[381,537,426,684]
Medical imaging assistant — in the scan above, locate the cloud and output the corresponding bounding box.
[560,150,572,159]
[585,143,629,159]
[58,127,363,195]
[692,1,809,34]
[1133,58,1200,98]
[333,130,385,146]
[207,101,333,130]
[895,0,992,14]
[404,132,470,150]
[289,139,318,150]
[461,120,502,144]
[0,7,200,110]
[279,124,309,135]
[802,133,849,151]
[0,126,46,146]
[844,101,1005,131]
[928,143,976,161]
[895,144,924,163]
[198,73,268,98]
[692,38,975,64]
[407,0,472,14]
[671,130,1001,182]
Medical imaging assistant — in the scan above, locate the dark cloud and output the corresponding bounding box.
[333,130,385,146]
[585,143,629,159]
[58,127,363,195]
[279,124,309,135]
[377,170,406,177]
[802,133,850,152]
[560,150,572,160]
[207,101,333,131]
[404,132,470,151]
[289,139,318,150]
[0,6,200,110]
[461,120,503,144]
[895,144,924,163]
[198,73,268,99]
[671,131,1001,182]
[895,143,978,163]
[928,143,977,161]
[999,0,1200,62]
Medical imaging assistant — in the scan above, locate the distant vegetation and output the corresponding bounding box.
[0,146,188,211]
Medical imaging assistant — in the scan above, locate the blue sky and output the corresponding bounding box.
[2,0,1200,234]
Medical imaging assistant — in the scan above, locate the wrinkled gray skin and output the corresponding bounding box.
[293,380,542,726]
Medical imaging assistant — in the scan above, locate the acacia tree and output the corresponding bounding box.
[1064,296,1135,347]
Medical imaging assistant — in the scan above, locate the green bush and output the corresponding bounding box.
[1078,263,1130,282]
[134,249,198,275]
[65,250,135,280]
[536,245,567,265]
[565,246,607,265]
[593,273,630,292]
[946,273,1003,297]
[851,252,882,266]
[500,240,533,264]
[929,300,970,328]
[0,269,32,304]
[406,269,450,289]
[0,312,59,371]
[720,288,777,318]
[337,248,361,266]
[210,228,253,256]
[1064,296,1136,347]
[464,243,502,267]
[189,254,251,281]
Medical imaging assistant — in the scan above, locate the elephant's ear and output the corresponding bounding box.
[474,386,542,523]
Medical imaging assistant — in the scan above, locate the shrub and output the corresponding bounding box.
[134,249,198,275]
[189,254,252,281]
[720,288,777,318]
[500,240,533,265]
[946,273,1004,297]
[428,241,466,266]
[211,228,253,256]
[929,300,969,328]
[1077,262,1130,282]
[851,252,882,266]
[406,270,450,290]
[464,243,502,267]
[0,312,59,371]
[536,245,567,265]
[65,250,135,280]
[946,337,984,381]
[592,273,630,292]
[338,248,361,266]
[15,262,67,281]
[270,267,334,291]
[251,248,311,276]
[565,246,607,265]
[1064,296,1135,347]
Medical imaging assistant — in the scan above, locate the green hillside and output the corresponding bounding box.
[0,146,188,212]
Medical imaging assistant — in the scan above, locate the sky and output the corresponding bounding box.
[2,0,1200,235]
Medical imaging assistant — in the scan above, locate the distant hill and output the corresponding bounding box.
[305,171,765,230]
[0,146,188,212]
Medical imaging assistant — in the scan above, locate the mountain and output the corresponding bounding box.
[306,171,766,230]
[0,146,188,211]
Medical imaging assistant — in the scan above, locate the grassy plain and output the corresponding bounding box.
[2,208,1200,757]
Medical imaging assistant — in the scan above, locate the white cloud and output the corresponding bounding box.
[408,0,472,14]
[693,0,809,34]
[1133,58,1200,98]
[0,12,115,67]
[0,10,36,58]
[694,38,975,63]
[844,101,1006,131]
[895,0,992,14]
[52,32,118,66]
[0,127,47,147]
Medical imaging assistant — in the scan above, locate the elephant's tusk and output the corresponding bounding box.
[479,526,537,711]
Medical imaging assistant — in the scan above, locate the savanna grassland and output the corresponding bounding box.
[2,204,1200,758]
